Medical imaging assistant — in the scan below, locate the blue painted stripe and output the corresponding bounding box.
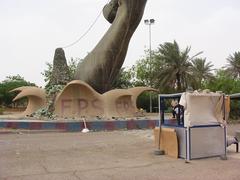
[190,124,221,128]
[114,121,127,130]
[0,121,7,128]
[189,127,191,160]
[224,126,227,156]
[67,122,81,132]
[135,120,148,129]
[42,122,57,129]
[185,128,188,160]
[89,121,105,131]
[162,124,185,128]
[18,122,30,129]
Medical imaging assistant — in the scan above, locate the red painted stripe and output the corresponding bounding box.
[148,120,156,129]
[127,120,136,130]
[56,123,67,130]
[30,122,42,130]
[6,122,18,129]
[105,121,115,131]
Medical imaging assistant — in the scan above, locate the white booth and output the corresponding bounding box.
[158,91,227,160]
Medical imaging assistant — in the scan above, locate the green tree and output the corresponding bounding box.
[191,58,214,89]
[68,58,82,79]
[204,69,240,120]
[155,40,202,92]
[41,62,53,84]
[41,58,82,87]
[133,52,152,87]
[131,41,205,93]
[129,50,162,112]
[0,75,35,107]
[226,51,240,78]
[5,75,25,81]
[203,69,240,94]
[112,67,134,88]
[133,49,166,89]
[40,58,82,116]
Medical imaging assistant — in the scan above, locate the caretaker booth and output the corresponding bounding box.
[155,91,227,160]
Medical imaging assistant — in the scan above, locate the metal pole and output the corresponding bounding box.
[144,19,154,113]
[185,126,190,163]
[149,23,152,61]
[154,95,164,155]
[149,23,152,113]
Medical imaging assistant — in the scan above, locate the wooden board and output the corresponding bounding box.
[154,127,178,158]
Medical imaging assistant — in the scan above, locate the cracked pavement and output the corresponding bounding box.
[0,126,240,180]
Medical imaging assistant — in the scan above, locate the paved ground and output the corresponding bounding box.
[0,125,240,180]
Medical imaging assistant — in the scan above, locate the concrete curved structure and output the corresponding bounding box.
[75,0,147,93]
[128,87,158,110]
[54,80,157,119]
[11,86,47,117]
[10,80,156,119]
[54,80,103,118]
[103,89,135,118]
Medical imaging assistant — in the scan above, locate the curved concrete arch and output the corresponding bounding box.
[9,81,157,119]
[114,95,135,117]
[54,80,103,118]
[128,87,158,110]
[103,89,134,118]
[11,86,47,117]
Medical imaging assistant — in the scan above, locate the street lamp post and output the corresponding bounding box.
[144,19,155,113]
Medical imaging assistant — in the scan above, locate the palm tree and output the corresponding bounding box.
[191,58,214,89]
[226,51,240,78]
[156,40,202,92]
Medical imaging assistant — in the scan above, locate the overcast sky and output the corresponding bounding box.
[1,0,240,86]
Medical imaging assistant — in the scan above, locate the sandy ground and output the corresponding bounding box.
[226,123,240,136]
[0,125,240,180]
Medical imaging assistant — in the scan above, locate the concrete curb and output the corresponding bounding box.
[0,119,158,132]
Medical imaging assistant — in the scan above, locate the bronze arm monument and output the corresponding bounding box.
[75,0,147,93]
[6,0,153,119]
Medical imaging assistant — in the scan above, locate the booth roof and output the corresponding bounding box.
[159,92,223,98]
[159,93,183,99]
[187,93,223,97]
[230,93,240,99]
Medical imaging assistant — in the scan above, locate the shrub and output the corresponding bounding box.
[0,107,4,115]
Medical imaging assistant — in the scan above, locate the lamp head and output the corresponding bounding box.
[150,19,155,24]
[144,19,149,25]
